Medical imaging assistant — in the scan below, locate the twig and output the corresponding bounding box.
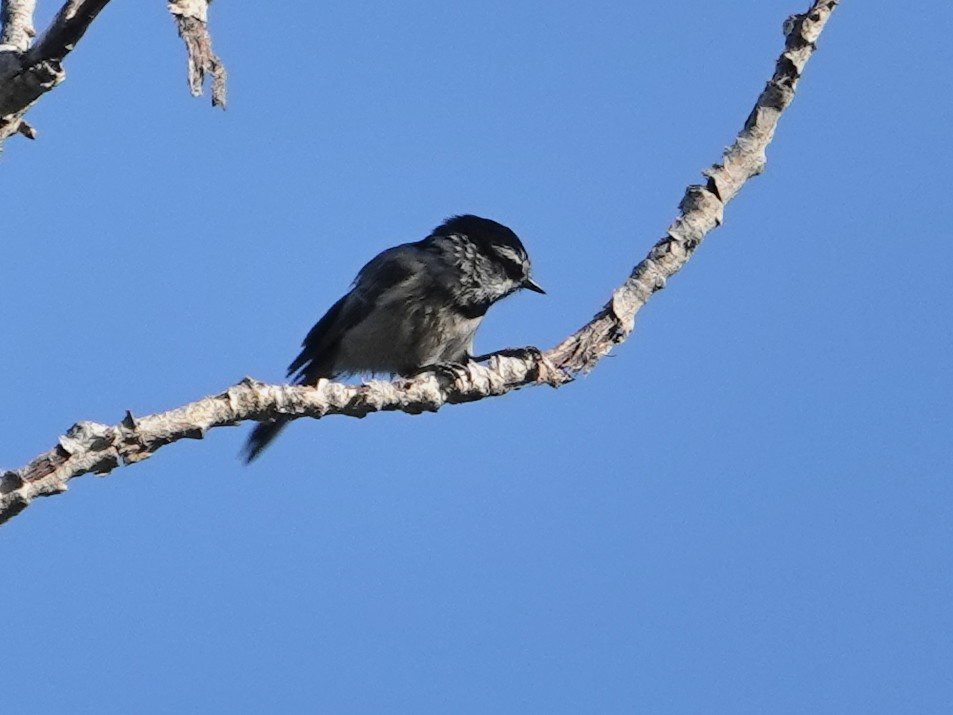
[0,0,840,525]
[168,0,227,108]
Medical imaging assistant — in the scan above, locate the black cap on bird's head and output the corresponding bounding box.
[434,214,545,294]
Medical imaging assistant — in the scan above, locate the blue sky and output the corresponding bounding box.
[3,1,952,713]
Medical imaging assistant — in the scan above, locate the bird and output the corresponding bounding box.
[241,214,544,462]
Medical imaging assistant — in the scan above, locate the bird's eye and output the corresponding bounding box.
[493,246,527,281]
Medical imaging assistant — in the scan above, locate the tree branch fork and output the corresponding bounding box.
[0,0,225,146]
[0,0,838,525]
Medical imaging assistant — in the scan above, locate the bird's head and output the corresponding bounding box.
[429,215,544,312]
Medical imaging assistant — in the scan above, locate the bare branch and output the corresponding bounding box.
[0,358,566,522]
[0,0,36,51]
[0,0,111,146]
[27,0,110,64]
[168,0,226,108]
[550,1,840,371]
[0,0,840,525]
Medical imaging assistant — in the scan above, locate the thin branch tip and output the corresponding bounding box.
[168,0,227,109]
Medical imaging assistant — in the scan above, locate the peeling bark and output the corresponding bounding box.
[0,0,36,52]
[168,0,226,108]
[0,0,840,525]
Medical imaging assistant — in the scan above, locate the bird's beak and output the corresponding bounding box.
[522,277,546,294]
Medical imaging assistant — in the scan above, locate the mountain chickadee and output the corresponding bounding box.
[242,214,544,462]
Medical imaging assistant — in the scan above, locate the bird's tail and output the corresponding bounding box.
[241,418,291,463]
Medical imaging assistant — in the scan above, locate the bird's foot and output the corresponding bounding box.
[411,361,471,384]
[470,346,543,363]
[471,346,569,387]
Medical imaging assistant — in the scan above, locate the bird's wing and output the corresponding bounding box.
[286,293,352,382]
[286,246,420,384]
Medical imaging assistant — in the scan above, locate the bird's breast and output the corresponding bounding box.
[334,297,482,376]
